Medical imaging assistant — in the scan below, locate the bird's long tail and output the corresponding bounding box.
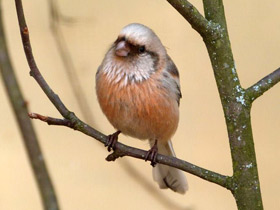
[150,140,188,194]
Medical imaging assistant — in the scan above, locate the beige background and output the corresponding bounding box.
[1,0,280,209]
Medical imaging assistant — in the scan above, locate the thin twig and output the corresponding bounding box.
[29,113,74,128]
[1,4,59,209]
[246,67,280,101]
[15,0,70,118]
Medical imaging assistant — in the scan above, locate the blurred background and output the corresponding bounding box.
[1,0,280,209]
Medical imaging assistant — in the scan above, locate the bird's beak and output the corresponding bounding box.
[115,41,130,57]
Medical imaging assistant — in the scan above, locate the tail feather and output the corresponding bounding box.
[151,140,188,194]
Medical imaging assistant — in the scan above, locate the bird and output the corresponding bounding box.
[95,23,188,194]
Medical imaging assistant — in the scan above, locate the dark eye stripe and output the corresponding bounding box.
[114,36,126,44]
[113,37,159,72]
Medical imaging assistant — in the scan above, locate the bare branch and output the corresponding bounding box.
[166,0,221,38]
[15,0,70,118]
[29,113,231,189]
[202,1,264,209]
[1,4,59,209]
[29,113,74,128]
[246,67,280,101]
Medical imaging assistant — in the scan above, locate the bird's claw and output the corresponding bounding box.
[106,130,121,152]
[145,140,158,167]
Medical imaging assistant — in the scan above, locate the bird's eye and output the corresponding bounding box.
[138,46,146,53]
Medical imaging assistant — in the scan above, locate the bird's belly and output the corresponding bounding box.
[96,76,179,142]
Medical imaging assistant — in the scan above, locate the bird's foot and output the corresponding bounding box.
[106,130,121,152]
[145,140,158,167]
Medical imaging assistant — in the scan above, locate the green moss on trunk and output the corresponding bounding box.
[202,0,263,209]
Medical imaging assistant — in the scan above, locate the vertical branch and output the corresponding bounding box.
[202,0,263,209]
[0,3,59,210]
[166,0,266,209]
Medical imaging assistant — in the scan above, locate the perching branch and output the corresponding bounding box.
[0,3,59,210]
[246,67,280,101]
[15,0,230,190]
[29,111,230,189]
